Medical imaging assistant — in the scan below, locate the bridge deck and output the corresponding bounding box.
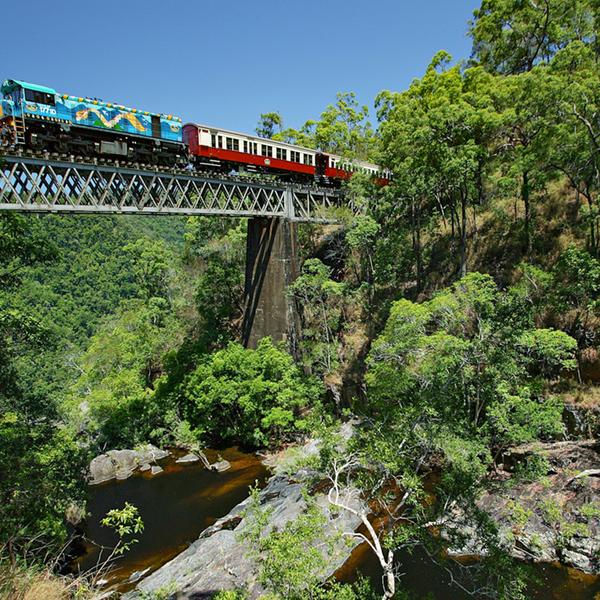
[0,153,348,221]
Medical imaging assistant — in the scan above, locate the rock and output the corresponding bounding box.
[128,568,151,583]
[210,460,231,472]
[150,465,163,476]
[262,419,358,473]
[139,463,151,472]
[89,454,119,485]
[443,440,600,575]
[108,449,138,481]
[176,453,200,464]
[125,474,363,599]
[136,444,169,464]
[561,549,593,573]
[88,444,170,484]
[125,428,364,599]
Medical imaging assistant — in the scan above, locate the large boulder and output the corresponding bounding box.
[125,474,363,599]
[89,444,169,485]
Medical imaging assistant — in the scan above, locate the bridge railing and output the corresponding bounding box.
[0,154,349,222]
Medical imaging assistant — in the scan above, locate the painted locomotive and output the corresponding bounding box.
[0,80,184,165]
[0,79,390,185]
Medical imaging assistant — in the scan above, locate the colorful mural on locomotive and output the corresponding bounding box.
[0,79,182,144]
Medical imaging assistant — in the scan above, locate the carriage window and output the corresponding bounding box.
[290,150,300,162]
[276,148,287,160]
[211,134,216,147]
[217,135,223,148]
[261,144,273,157]
[243,141,248,153]
[303,154,313,165]
[225,137,239,151]
[24,89,55,105]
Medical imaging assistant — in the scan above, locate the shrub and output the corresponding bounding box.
[182,338,322,447]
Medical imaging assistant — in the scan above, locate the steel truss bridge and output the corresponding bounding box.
[0,154,348,222]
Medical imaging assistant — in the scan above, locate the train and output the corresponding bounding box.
[0,79,391,186]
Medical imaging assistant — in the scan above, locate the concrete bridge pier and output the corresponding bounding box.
[241,216,301,355]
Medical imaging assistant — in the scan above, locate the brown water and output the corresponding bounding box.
[337,539,600,599]
[74,447,268,591]
[75,449,600,598]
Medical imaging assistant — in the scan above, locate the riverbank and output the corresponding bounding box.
[77,430,600,599]
[76,447,268,591]
[445,440,600,575]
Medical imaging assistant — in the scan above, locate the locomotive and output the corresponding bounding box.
[0,79,390,186]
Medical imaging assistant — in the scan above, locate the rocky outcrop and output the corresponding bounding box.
[563,403,600,439]
[445,440,600,574]
[125,425,361,599]
[88,444,169,485]
[175,453,201,464]
[125,473,363,599]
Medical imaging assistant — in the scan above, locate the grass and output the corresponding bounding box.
[0,561,96,600]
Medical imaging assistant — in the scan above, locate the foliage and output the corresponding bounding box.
[368,273,571,454]
[181,338,322,447]
[100,502,144,555]
[469,0,597,74]
[288,259,345,376]
[267,92,377,160]
[67,298,183,448]
[0,214,88,561]
[377,52,501,283]
[256,112,283,139]
[123,237,175,300]
[240,487,375,600]
[187,218,246,347]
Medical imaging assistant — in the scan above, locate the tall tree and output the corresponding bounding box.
[469,0,597,74]
[255,112,284,138]
[377,52,500,282]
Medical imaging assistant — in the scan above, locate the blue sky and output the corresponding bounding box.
[2,0,480,133]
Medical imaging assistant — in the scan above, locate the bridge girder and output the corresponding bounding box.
[0,154,348,222]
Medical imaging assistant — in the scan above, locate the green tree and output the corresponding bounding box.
[182,338,322,447]
[469,0,597,74]
[123,237,175,301]
[345,214,380,286]
[256,112,284,139]
[271,92,376,159]
[367,273,571,452]
[241,487,375,600]
[0,215,87,562]
[377,52,501,282]
[67,298,182,447]
[187,219,246,347]
[288,259,345,377]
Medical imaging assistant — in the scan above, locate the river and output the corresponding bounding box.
[75,448,600,598]
[74,448,268,591]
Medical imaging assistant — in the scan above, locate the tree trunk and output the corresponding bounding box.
[382,550,396,599]
[522,170,531,256]
[412,198,424,294]
[460,191,468,278]
[584,193,597,255]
